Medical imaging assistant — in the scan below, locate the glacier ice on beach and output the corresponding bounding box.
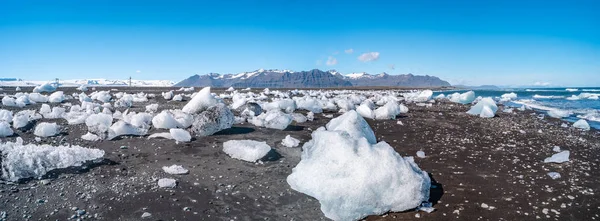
[158,178,177,188]
[48,91,65,103]
[0,122,13,137]
[281,135,300,147]
[85,113,113,136]
[190,103,234,136]
[0,138,105,181]
[32,83,57,93]
[544,151,570,164]
[107,121,148,140]
[572,119,590,131]
[500,92,517,100]
[182,87,219,114]
[374,102,404,120]
[81,132,102,141]
[162,91,174,100]
[547,109,570,118]
[152,111,182,129]
[145,103,159,113]
[162,165,189,175]
[287,114,430,221]
[547,172,561,180]
[0,109,13,123]
[466,97,498,118]
[223,140,272,162]
[356,103,375,119]
[249,109,293,130]
[34,122,60,137]
[326,110,376,144]
[170,128,191,142]
[449,91,476,104]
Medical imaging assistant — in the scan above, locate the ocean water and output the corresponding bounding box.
[432,87,600,130]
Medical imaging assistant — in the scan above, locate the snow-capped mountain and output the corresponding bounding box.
[0,78,174,87]
[175,69,450,88]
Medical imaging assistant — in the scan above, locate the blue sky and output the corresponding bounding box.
[1,0,599,86]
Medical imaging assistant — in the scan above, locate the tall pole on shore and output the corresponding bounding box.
[55,78,59,88]
[129,76,132,87]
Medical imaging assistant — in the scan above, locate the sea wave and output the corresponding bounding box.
[532,94,565,99]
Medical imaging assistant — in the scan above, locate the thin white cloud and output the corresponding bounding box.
[389,64,395,70]
[326,56,338,66]
[358,52,380,62]
[345,48,354,54]
[533,81,551,86]
[136,70,141,73]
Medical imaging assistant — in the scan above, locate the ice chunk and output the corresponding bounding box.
[416,150,426,158]
[356,103,375,119]
[0,140,104,181]
[0,109,13,123]
[145,104,159,113]
[190,103,234,136]
[148,132,172,139]
[29,93,49,103]
[222,140,272,162]
[152,111,182,129]
[85,113,113,136]
[81,132,102,141]
[295,97,323,113]
[171,110,193,128]
[162,91,174,100]
[158,178,177,188]
[182,87,218,114]
[76,85,88,91]
[1,96,17,107]
[292,113,308,123]
[501,92,517,100]
[326,110,376,144]
[63,111,89,125]
[281,135,300,147]
[286,130,430,221]
[42,107,66,119]
[547,172,561,180]
[544,150,570,163]
[170,128,191,142]
[414,90,433,102]
[240,102,263,116]
[0,122,13,137]
[107,121,148,140]
[32,83,57,93]
[374,102,402,120]
[249,110,293,130]
[572,119,590,131]
[126,112,153,128]
[162,165,189,175]
[306,112,314,121]
[48,91,65,103]
[172,94,183,101]
[449,91,476,104]
[547,109,570,118]
[466,97,498,118]
[552,146,561,152]
[34,122,60,137]
[226,87,235,92]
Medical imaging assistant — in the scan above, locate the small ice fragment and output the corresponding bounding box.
[162,165,189,175]
[416,151,426,158]
[544,151,570,163]
[158,178,177,188]
[547,172,561,180]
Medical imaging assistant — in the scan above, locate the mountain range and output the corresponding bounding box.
[175,69,451,88]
